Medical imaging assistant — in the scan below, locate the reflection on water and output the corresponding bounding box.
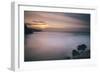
[24,32,90,61]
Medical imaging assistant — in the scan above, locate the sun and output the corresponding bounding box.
[26,21,48,30]
[32,24,48,30]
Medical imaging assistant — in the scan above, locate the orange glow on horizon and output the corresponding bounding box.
[27,22,48,30]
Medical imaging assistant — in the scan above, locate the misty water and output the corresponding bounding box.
[25,32,90,61]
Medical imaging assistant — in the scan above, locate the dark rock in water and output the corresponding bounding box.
[78,49,90,59]
[77,44,87,51]
[72,49,79,57]
[72,44,90,59]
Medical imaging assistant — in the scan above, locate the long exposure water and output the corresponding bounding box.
[24,32,90,61]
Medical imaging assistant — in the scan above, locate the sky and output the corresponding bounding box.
[24,11,90,32]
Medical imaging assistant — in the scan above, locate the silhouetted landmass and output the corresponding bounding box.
[24,23,42,35]
[24,24,33,34]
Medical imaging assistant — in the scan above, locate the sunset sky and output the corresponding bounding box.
[24,11,90,32]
